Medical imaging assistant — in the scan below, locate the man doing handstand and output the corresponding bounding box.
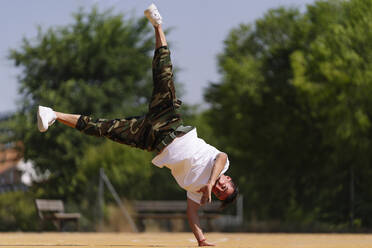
[37,3,238,246]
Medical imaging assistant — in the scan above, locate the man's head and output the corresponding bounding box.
[212,174,239,209]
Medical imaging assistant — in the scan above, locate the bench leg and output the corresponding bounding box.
[76,219,80,231]
[136,218,145,232]
[61,220,65,231]
[53,219,62,231]
[166,219,173,231]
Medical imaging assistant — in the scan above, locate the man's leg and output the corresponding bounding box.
[155,25,167,49]
[55,112,80,128]
[149,25,180,113]
[58,7,182,151]
[38,105,149,149]
[143,5,188,152]
[38,5,183,151]
[72,114,148,149]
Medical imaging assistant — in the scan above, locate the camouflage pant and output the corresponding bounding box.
[75,46,184,152]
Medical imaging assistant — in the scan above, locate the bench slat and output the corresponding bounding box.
[133,201,187,212]
[35,199,64,212]
[54,213,81,219]
[135,213,188,219]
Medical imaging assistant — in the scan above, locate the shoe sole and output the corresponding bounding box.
[37,107,48,132]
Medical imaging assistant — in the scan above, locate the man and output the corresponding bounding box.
[37,3,238,246]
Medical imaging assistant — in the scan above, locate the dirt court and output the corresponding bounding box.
[1,233,372,248]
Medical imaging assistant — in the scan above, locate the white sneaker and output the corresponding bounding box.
[37,106,57,132]
[144,3,162,27]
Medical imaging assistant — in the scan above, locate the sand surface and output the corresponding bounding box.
[1,232,372,248]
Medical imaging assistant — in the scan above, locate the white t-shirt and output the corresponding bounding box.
[152,128,230,204]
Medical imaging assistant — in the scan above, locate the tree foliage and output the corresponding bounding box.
[0,192,40,231]
[206,0,372,229]
[9,8,159,200]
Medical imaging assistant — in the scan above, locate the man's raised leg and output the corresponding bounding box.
[37,105,149,149]
[155,25,167,49]
[55,112,80,128]
[145,3,184,143]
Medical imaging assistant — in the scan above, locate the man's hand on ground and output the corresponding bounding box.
[198,239,215,246]
[197,183,213,205]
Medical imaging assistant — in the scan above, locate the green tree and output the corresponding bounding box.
[206,7,318,224]
[9,7,155,199]
[206,0,372,229]
[0,192,40,231]
[291,0,372,227]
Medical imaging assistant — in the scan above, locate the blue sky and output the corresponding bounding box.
[0,0,315,113]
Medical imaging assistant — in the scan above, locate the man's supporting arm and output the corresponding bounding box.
[187,198,215,246]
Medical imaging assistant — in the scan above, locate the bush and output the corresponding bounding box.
[0,191,40,231]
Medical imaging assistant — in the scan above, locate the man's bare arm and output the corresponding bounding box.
[208,153,227,185]
[187,198,215,246]
[198,152,228,204]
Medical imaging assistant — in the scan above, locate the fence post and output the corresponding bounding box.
[99,168,138,232]
[97,168,104,231]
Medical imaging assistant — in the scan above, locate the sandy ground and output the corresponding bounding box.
[1,232,372,248]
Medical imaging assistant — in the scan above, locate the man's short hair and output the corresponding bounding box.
[220,180,239,209]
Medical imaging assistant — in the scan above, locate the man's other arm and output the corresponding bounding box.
[198,152,228,204]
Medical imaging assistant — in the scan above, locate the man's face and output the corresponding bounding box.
[212,175,234,200]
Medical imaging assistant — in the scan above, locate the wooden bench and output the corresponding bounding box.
[35,199,81,231]
[132,200,222,231]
